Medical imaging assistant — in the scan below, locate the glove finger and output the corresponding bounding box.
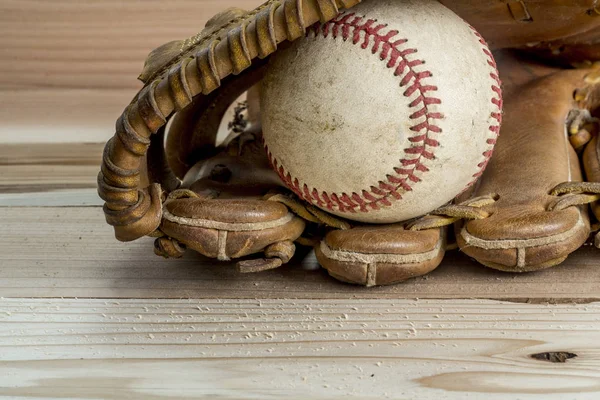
[442,1,600,66]
[316,224,446,287]
[159,197,305,263]
[456,67,592,272]
[583,137,600,221]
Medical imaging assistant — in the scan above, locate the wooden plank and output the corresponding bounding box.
[0,89,131,144]
[0,298,599,399]
[0,0,264,90]
[0,143,103,192]
[0,190,103,207]
[0,142,103,166]
[0,206,599,301]
[0,0,263,144]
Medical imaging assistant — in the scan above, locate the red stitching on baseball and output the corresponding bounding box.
[266,14,501,215]
[265,11,446,213]
[466,27,503,187]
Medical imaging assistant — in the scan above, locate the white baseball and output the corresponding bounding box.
[261,0,502,223]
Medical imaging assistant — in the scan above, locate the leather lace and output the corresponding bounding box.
[406,194,497,231]
[265,191,352,230]
[549,182,600,211]
[407,182,600,248]
[550,182,600,248]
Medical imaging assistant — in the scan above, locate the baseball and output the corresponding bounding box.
[261,0,502,223]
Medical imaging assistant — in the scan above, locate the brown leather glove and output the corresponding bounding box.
[98,1,362,241]
[440,1,600,66]
[98,0,600,286]
[315,225,446,286]
[310,1,600,281]
[452,54,599,271]
[405,53,600,272]
[155,83,315,272]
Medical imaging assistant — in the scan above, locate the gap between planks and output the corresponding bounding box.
[0,298,599,399]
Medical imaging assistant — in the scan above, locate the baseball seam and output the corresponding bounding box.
[265,12,500,215]
[468,27,503,186]
[266,11,441,214]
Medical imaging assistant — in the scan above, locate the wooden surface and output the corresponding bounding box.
[1,143,600,302]
[2,144,600,399]
[1,298,600,400]
[2,143,600,399]
[1,205,600,301]
[2,1,600,398]
[0,0,263,90]
[0,0,263,143]
[0,143,102,193]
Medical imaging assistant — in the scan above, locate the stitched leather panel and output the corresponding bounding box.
[316,243,444,286]
[165,199,289,223]
[440,1,600,51]
[324,225,441,255]
[160,216,305,259]
[465,69,590,241]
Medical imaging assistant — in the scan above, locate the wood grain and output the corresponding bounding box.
[0,143,103,193]
[2,143,599,302]
[0,0,263,143]
[0,206,598,301]
[0,89,131,144]
[0,298,599,399]
[0,190,103,207]
[0,0,264,90]
[4,2,600,396]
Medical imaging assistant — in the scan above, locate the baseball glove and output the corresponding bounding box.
[441,0,600,66]
[409,52,600,272]
[153,86,308,273]
[98,3,367,272]
[98,0,600,286]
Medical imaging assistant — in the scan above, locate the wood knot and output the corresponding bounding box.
[530,352,577,363]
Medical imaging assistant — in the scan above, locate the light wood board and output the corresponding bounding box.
[4,2,600,398]
[1,143,600,302]
[0,298,599,399]
[0,89,131,144]
[0,143,103,193]
[0,0,264,90]
[0,206,598,301]
[0,0,263,143]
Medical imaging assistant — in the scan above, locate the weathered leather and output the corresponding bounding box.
[456,66,593,272]
[575,71,600,227]
[441,1,600,64]
[161,198,305,261]
[165,199,289,224]
[99,0,362,242]
[98,0,600,284]
[584,136,600,220]
[181,144,285,199]
[153,86,308,268]
[316,225,446,286]
[527,35,600,67]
